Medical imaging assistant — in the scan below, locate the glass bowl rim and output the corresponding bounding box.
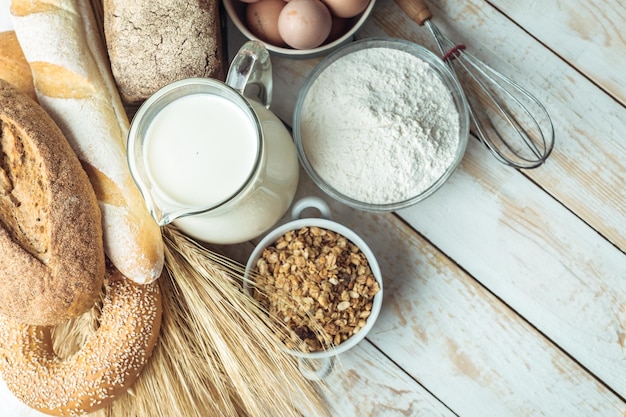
[292,37,470,212]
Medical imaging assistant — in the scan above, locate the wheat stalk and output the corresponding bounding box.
[54,225,329,417]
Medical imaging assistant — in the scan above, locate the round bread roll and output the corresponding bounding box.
[0,268,162,416]
[0,79,105,325]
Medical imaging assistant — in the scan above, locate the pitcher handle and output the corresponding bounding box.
[226,40,273,108]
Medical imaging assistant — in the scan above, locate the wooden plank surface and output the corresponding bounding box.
[227,0,626,412]
[490,0,626,105]
[400,140,626,397]
[288,173,626,417]
[215,164,626,415]
[241,0,626,394]
[378,0,626,251]
[320,342,458,417]
[265,0,626,253]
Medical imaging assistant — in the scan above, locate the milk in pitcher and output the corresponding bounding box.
[141,90,298,244]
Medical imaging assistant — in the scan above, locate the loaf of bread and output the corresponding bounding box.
[0,79,105,326]
[103,0,225,105]
[11,0,164,284]
[0,31,36,101]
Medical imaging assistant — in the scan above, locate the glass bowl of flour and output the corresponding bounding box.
[293,38,470,211]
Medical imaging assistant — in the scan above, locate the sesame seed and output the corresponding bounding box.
[0,277,161,416]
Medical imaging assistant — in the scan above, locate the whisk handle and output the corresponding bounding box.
[394,0,432,25]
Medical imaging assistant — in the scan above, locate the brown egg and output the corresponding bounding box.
[278,0,332,50]
[321,0,369,18]
[246,0,288,46]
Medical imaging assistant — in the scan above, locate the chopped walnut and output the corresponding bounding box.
[252,226,380,353]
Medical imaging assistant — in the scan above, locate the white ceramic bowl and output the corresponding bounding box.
[244,196,383,378]
[223,0,376,59]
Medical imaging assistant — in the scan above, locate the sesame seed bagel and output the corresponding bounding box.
[0,268,162,417]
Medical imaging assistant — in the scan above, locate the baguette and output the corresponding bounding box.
[0,31,36,100]
[11,0,164,284]
[0,79,104,325]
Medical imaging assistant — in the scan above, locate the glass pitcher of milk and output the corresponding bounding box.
[127,41,299,244]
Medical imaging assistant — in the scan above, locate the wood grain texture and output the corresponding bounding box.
[261,0,626,254]
[225,0,626,410]
[490,0,626,105]
[229,1,626,406]
[378,0,626,251]
[400,138,626,396]
[290,172,626,416]
[185,1,626,414]
[320,342,457,417]
[249,6,626,396]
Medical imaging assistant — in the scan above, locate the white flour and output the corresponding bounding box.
[300,47,461,205]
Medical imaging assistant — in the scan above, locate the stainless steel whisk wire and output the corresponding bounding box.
[426,21,555,169]
[394,0,555,169]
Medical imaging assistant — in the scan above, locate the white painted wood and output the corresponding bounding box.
[490,0,626,105]
[411,0,626,250]
[263,0,626,253]
[399,137,626,396]
[320,342,457,417]
[232,0,626,405]
[287,173,626,416]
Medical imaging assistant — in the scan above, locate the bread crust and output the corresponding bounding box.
[0,31,36,100]
[103,0,225,105]
[0,79,105,326]
[11,0,165,284]
[0,269,162,416]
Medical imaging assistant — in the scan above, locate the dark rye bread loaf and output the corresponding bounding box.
[0,79,105,326]
[103,0,225,105]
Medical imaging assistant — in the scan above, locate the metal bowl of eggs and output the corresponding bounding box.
[223,0,376,58]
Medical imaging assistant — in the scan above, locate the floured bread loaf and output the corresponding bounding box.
[0,79,105,326]
[103,0,225,105]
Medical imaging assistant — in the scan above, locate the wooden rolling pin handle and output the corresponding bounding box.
[394,0,432,26]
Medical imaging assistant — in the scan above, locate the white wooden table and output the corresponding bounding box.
[2,0,625,416]
[227,0,626,415]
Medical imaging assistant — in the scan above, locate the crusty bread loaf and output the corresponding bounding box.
[103,0,225,105]
[0,31,36,101]
[11,0,164,284]
[0,79,105,326]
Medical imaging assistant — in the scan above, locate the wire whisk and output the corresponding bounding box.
[395,0,555,169]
